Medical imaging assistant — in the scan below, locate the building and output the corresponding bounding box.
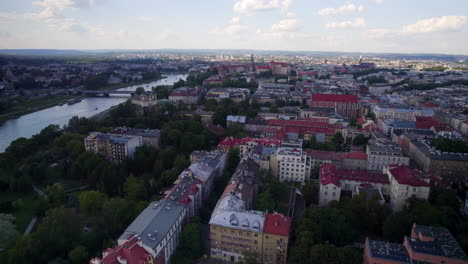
[109,127,161,149]
[209,158,292,264]
[364,238,412,264]
[169,86,203,104]
[90,235,154,264]
[268,61,291,76]
[206,87,250,102]
[227,115,247,127]
[377,117,416,137]
[217,137,282,157]
[164,176,203,218]
[319,164,390,207]
[262,213,291,264]
[310,94,359,118]
[366,144,410,172]
[180,110,214,124]
[369,84,392,95]
[273,147,312,183]
[117,200,187,264]
[384,164,431,212]
[249,146,278,171]
[372,106,433,121]
[84,132,142,163]
[131,92,157,108]
[364,224,468,264]
[402,139,468,184]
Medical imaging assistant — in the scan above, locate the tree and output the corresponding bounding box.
[68,245,88,264]
[301,183,319,206]
[100,198,137,238]
[79,191,108,218]
[352,134,368,146]
[135,87,145,95]
[174,156,190,174]
[227,148,240,173]
[0,214,19,248]
[123,174,148,201]
[331,132,344,151]
[171,217,205,264]
[45,183,66,208]
[290,69,297,76]
[349,118,358,127]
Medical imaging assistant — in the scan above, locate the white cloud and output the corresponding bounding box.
[364,15,468,40]
[318,4,364,16]
[137,16,155,22]
[210,18,248,40]
[33,0,104,10]
[229,17,240,24]
[402,16,468,33]
[325,18,366,29]
[0,11,19,20]
[271,19,298,32]
[233,0,293,15]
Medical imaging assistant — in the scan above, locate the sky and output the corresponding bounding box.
[0,0,468,54]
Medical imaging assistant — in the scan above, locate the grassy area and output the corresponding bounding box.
[0,95,82,124]
[0,192,39,233]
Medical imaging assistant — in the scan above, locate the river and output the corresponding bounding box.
[0,74,188,152]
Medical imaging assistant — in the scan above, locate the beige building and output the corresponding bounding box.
[366,144,410,172]
[384,165,431,212]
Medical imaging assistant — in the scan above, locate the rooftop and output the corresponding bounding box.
[408,224,468,261]
[320,163,390,186]
[312,93,358,103]
[366,238,412,264]
[118,200,185,251]
[263,213,292,237]
[386,165,430,187]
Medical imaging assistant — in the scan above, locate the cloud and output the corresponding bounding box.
[210,18,248,40]
[33,0,105,10]
[318,4,364,16]
[233,0,293,15]
[271,19,298,32]
[325,18,366,29]
[402,16,468,33]
[0,32,12,38]
[229,17,240,24]
[0,11,19,20]
[365,15,468,40]
[137,16,155,22]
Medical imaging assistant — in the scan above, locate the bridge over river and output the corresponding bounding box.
[82,90,137,97]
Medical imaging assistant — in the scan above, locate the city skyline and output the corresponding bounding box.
[1,0,468,55]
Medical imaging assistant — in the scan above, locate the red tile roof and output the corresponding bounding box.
[387,165,430,187]
[320,164,389,186]
[312,93,358,103]
[344,151,368,160]
[263,213,292,237]
[217,137,282,149]
[92,235,151,264]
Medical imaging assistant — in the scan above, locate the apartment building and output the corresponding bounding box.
[164,176,203,218]
[366,144,410,172]
[131,92,157,108]
[273,147,312,183]
[109,127,161,149]
[217,137,282,157]
[364,224,468,264]
[117,200,187,264]
[372,105,433,121]
[319,163,390,207]
[84,132,141,163]
[209,158,292,264]
[384,164,430,212]
[90,235,154,264]
[168,86,203,104]
[401,138,468,183]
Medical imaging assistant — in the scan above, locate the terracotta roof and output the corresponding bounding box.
[263,213,292,237]
[320,164,389,186]
[95,235,151,264]
[344,151,368,160]
[312,93,358,103]
[387,165,430,187]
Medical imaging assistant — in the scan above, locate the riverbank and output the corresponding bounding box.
[0,95,84,125]
[0,76,169,125]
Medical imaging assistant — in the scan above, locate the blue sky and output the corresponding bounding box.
[0,0,467,54]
